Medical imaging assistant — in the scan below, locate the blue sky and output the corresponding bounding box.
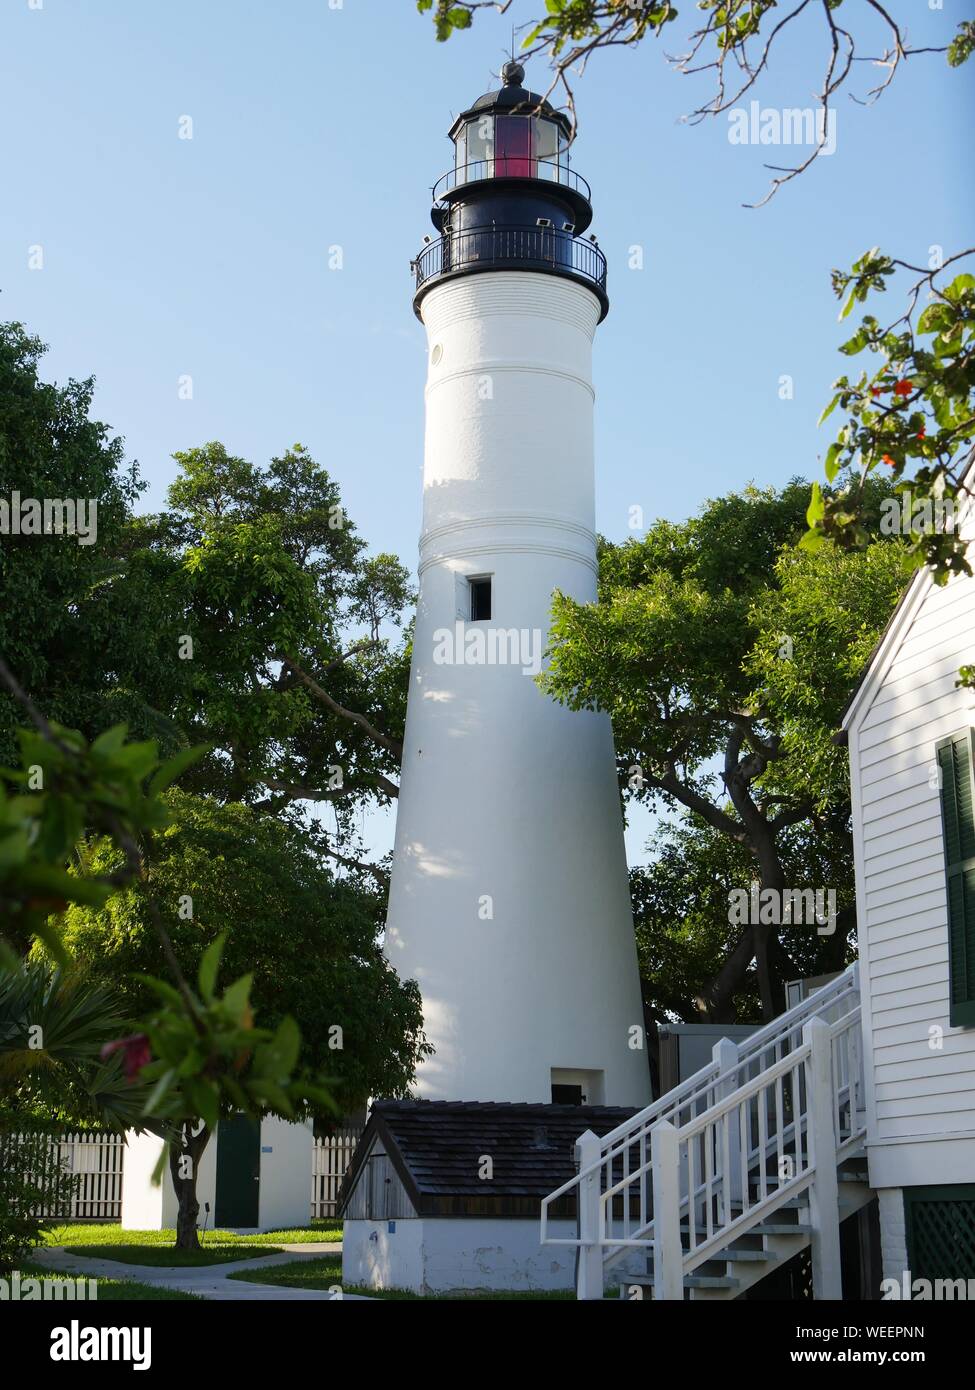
[1,0,971,864]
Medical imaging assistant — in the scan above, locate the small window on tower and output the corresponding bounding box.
[552,1084,584,1106]
[469,577,492,622]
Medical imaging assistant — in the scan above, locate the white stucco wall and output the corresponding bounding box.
[343,1217,580,1293]
[343,1216,646,1294]
[384,270,651,1109]
[121,1128,216,1231]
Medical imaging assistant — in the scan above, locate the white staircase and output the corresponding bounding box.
[540,965,871,1300]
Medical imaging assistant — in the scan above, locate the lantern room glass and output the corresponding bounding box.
[452,114,569,186]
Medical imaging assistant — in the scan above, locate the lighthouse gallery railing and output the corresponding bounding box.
[413,224,607,296]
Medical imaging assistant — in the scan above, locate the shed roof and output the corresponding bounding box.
[339,1100,637,1219]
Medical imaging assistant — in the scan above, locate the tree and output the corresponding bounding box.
[0,666,335,1250]
[0,328,414,886]
[421,1,974,205]
[0,323,141,767]
[55,790,428,1115]
[71,440,412,882]
[632,806,854,1023]
[804,247,975,683]
[540,482,912,1019]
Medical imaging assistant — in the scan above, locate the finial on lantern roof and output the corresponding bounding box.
[501,59,525,88]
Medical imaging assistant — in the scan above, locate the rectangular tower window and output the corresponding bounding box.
[552,1084,584,1106]
[469,577,492,622]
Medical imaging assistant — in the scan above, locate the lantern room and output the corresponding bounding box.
[413,61,607,322]
[431,60,594,234]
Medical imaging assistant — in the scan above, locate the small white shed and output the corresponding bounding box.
[121,1115,313,1232]
[339,1099,641,1295]
[843,481,975,1287]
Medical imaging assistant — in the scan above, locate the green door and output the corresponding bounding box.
[214,1114,261,1227]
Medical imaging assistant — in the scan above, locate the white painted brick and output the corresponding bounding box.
[877,1187,908,1280]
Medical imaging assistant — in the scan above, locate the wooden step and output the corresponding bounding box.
[755,1221,812,1236]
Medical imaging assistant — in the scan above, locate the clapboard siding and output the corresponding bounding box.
[859,833,944,877]
[866,869,946,908]
[874,1033,973,1066]
[871,944,948,981]
[866,889,949,934]
[849,538,975,1153]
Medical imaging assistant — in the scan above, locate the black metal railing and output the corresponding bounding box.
[432,160,592,205]
[413,224,607,297]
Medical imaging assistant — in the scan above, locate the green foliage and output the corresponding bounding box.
[0,323,142,767]
[0,702,338,1152]
[0,1130,78,1274]
[633,813,856,1025]
[0,962,152,1130]
[0,708,209,963]
[57,792,428,1112]
[134,938,329,1133]
[744,542,914,807]
[0,334,412,837]
[948,19,975,67]
[90,440,412,823]
[543,482,909,810]
[806,249,975,586]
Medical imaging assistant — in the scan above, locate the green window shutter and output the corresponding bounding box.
[937,731,975,1027]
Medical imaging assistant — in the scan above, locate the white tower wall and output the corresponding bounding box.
[386,270,651,1108]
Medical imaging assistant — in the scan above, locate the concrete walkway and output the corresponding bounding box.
[34,1243,374,1301]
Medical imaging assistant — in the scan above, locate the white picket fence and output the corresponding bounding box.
[3,1131,125,1221]
[6,1127,361,1223]
[311,1131,361,1219]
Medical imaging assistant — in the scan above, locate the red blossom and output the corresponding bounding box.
[893,379,913,397]
[101,1033,152,1081]
[881,454,896,467]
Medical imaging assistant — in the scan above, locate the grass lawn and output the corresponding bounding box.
[227,1255,574,1300]
[21,1265,203,1301]
[41,1224,293,1267]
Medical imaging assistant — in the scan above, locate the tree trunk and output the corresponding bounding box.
[168,1121,211,1251]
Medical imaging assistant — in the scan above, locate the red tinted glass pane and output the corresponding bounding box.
[495,117,534,178]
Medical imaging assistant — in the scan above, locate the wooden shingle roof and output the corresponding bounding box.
[339,1099,638,1219]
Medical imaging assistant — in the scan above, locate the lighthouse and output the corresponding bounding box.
[386,64,651,1110]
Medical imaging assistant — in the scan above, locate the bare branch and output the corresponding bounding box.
[282,652,404,760]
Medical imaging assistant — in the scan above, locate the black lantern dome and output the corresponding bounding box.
[412,66,608,321]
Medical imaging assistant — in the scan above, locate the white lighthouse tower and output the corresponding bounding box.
[386,64,650,1110]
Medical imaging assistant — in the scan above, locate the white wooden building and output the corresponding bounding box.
[841,484,975,1287]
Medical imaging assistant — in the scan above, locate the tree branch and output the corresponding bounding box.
[282,652,404,760]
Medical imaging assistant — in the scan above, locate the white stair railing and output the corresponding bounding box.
[648,1010,864,1298]
[540,964,864,1299]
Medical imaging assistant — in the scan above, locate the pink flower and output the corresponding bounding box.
[101,1033,152,1081]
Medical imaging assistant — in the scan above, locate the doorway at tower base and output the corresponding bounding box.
[338,1099,647,1295]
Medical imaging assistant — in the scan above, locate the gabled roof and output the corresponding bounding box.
[338,1100,637,1219]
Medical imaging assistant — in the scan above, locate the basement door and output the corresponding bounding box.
[214,1114,261,1227]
